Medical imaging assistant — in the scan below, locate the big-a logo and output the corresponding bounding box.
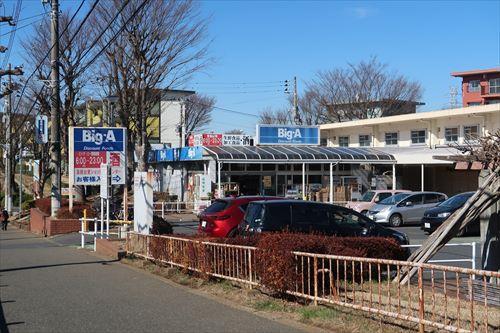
[277,128,302,141]
[82,129,116,145]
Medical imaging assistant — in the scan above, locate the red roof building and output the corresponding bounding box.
[451,68,500,107]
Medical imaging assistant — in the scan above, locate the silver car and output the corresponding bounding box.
[366,192,447,227]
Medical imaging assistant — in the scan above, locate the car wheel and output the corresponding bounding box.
[389,214,403,227]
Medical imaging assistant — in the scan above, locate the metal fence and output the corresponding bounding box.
[126,232,500,333]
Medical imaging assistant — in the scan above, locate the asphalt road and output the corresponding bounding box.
[0,228,308,333]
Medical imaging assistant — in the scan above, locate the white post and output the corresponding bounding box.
[93,217,97,251]
[302,163,306,200]
[100,197,104,239]
[329,163,333,204]
[80,218,84,248]
[392,163,396,190]
[161,202,165,219]
[471,242,476,278]
[106,197,110,238]
[217,161,222,198]
[421,164,424,191]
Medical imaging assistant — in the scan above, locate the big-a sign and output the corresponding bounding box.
[69,127,127,185]
[256,124,320,145]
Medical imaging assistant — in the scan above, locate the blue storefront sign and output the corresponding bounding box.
[74,127,125,151]
[256,125,320,145]
[154,146,203,162]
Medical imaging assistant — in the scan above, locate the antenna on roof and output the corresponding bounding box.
[449,86,459,109]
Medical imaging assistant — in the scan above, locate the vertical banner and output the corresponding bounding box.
[133,171,154,234]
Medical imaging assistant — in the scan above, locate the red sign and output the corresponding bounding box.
[202,133,222,146]
[109,152,121,167]
[188,135,195,147]
[74,151,106,168]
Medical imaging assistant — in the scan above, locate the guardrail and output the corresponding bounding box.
[402,243,477,272]
[126,233,500,333]
[79,217,131,251]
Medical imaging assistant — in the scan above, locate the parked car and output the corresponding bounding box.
[366,192,447,227]
[421,192,479,236]
[345,189,411,214]
[198,196,283,237]
[239,200,409,246]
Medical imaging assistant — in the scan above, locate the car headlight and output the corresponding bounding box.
[437,212,451,218]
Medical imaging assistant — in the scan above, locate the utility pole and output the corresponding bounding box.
[293,76,302,125]
[4,64,12,214]
[18,132,23,214]
[2,64,23,214]
[49,0,61,217]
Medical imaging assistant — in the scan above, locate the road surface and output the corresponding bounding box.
[0,227,309,333]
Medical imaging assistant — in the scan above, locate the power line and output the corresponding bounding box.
[185,99,259,118]
[11,0,86,116]
[193,89,284,95]
[193,80,284,85]
[2,0,22,68]
[0,16,44,37]
[16,12,45,23]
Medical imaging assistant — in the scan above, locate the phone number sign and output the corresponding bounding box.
[69,127,127,186]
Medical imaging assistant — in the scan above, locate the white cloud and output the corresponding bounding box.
[348,6,377,19]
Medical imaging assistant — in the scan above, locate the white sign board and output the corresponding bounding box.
[35,115,48,144]
[100,164,110,199]
[198,174,211,199]
[69,127,127,186]
[222,134,252,146]
[133,171,154,235]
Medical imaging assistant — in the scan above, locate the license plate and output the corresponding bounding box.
[424,223,430,228]
[201,221,207,228]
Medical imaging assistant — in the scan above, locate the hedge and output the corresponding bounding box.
[146,232,407,294]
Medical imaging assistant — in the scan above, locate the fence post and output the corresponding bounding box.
[471,242,476,279]
[93,218,97,252]
[418,266,425,333]
[248,250,253,289]
[161,202,165,219]
[314,256,318,306]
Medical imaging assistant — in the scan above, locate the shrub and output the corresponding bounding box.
[56,204,96,219]
[150,215,173,235]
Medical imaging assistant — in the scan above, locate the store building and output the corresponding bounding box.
[149,127,397,203]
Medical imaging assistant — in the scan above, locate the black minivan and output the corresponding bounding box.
[239,200,409,245]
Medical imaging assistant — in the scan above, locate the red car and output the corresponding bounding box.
[198,196,283,237]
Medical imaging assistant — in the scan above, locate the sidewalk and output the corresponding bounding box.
[0,227,306,333]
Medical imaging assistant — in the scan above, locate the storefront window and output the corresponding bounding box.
[292,164,303,171]
[262,164,276,171]
[278,164,286,171]
[308,164,321,171]
[230,164,245,171]
[246,164,261,171]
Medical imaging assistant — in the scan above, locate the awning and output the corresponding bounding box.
[375,146,464,165]
[202,145,395,164]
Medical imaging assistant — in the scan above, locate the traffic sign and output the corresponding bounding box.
[69,127,127,186]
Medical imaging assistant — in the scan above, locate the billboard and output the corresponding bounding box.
[256,124,320,145]
[69,127,127,185]
[188,133,252,147]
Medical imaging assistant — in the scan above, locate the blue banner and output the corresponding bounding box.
[74,128,125,151]
[154,146,203,162]
[257,125,320,145]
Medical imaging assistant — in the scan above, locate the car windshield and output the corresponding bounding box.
[438,193,472,209]
[204,200,230,213]
[244,204,263,227]
[360,191,376,202]
[379,193,411,205]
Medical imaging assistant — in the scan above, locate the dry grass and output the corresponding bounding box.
[122,256,427,333]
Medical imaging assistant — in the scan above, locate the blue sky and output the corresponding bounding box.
[2,0,499,134]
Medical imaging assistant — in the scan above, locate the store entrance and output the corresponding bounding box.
[230,175,261,195]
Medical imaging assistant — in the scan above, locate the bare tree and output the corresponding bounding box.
[185,94,215,134]
[93,0,211,172]
[312,57,423,121]
[225,129,245,135]
[259,107,291,125]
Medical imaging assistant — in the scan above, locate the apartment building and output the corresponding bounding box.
[452,68,500,106]
[320,104,500,195]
